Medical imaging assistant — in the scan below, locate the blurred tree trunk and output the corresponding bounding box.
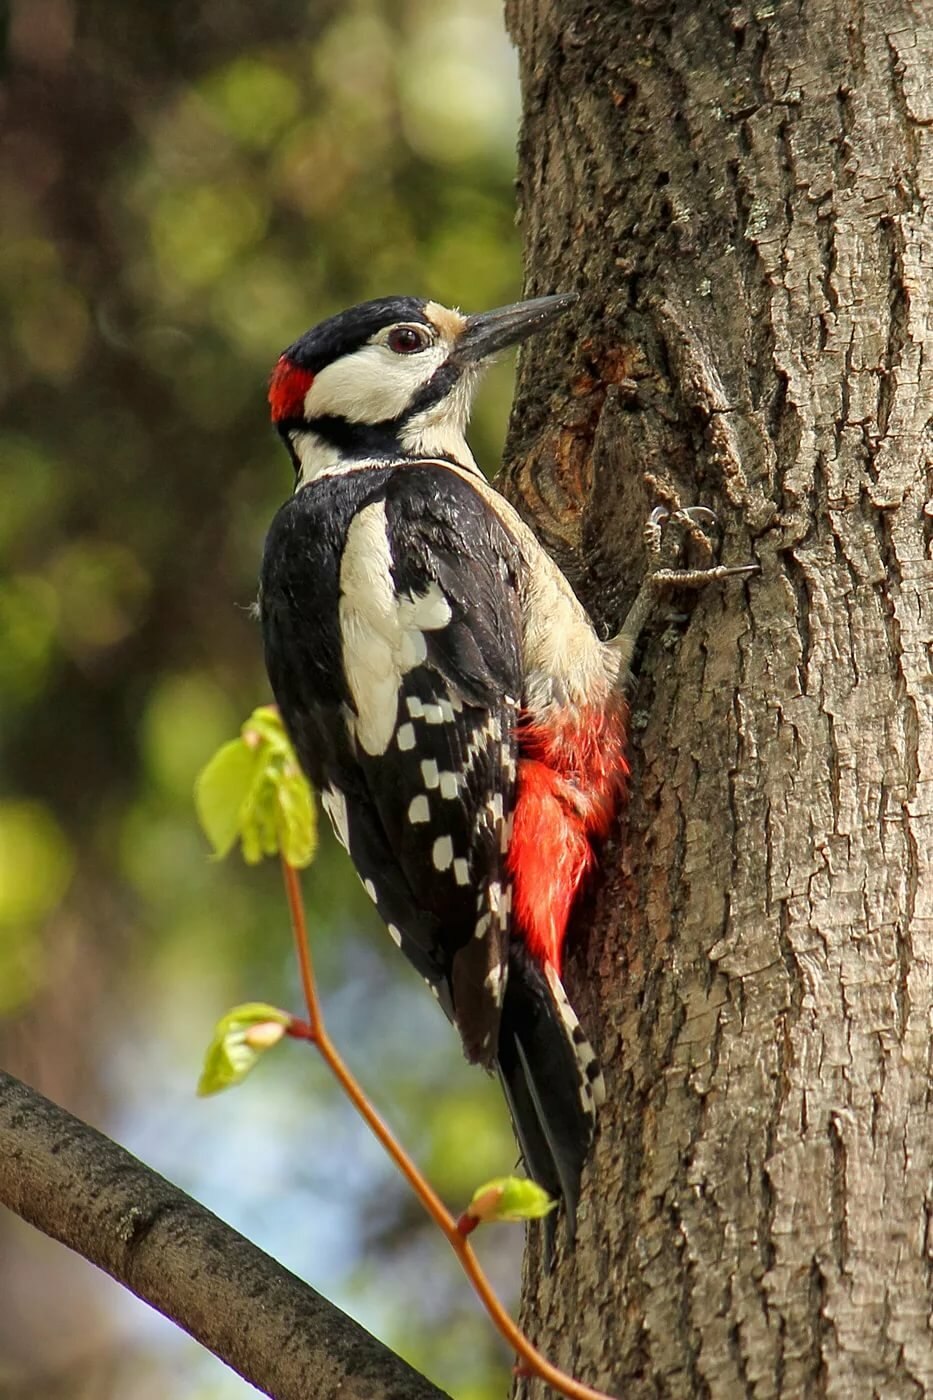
[504,0,933,1395]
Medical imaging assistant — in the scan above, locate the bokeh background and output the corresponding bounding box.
[0,2,527,1395]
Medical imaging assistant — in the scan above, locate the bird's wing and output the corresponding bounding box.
[261,462,524,1064]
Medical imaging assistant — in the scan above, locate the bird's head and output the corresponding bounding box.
[268,292,576,484]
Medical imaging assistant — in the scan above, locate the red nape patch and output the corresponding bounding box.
[268,356,315,423]
[508,704,629,972]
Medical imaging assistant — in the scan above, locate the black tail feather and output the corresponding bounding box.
[496,943,604,1249]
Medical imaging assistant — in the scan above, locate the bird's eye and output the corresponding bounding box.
[387,326,427,354]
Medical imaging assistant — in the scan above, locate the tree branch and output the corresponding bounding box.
[0,1071,449,1400]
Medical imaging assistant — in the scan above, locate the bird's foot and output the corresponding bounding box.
[609,505,758,680]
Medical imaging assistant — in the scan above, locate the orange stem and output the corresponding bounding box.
[279,857,617,1400]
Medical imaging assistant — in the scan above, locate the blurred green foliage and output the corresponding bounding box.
[0,0,524,1396]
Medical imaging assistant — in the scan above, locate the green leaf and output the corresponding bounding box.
[194,738,264,859]
[465,1175,557,1225]
[194,705,317,868]
[197,1001,291,1096]
[276,762,318,867]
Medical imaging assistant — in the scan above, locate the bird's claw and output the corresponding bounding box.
[648,504,717,529]
[612,503,758,679]
[644,504,721,564]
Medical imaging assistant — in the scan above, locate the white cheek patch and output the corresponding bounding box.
[339,501,453,756]
[304,342,447,423]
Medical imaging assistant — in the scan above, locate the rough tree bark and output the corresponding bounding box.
[503,0,933,1395]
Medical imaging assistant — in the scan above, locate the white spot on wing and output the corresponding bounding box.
[397,723,416,751]
[439,771,459,799]
[387,923,403,947]
[321,785,349,851]
[432,836,453,871]
[406,696,425,718]
[457,711,508,786]
[486,880,510,931]
[421,759,439,789]
[453,858,470,886]
[408,794,430,824]
[363,879,378,902]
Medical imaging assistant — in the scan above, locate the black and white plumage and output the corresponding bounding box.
[262,462,523,1060]
[260,293,616,1236]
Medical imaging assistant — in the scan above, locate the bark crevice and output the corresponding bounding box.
[504,0,933,1394]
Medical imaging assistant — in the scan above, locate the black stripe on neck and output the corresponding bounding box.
[309,416,404,458]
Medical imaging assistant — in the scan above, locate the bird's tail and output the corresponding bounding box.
[496,942,605,1244]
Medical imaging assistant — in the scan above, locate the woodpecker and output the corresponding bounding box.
[259,293,750,1235]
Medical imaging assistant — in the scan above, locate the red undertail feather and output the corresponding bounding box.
[508,703,628,972]
[268,356,315,423]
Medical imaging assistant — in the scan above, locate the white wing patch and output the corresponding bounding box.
[339,501,452,756]
[321,784,350,851]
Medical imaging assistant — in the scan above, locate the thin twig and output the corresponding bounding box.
[279,857,618,1400]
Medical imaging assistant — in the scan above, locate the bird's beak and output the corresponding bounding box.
[453,292,577,365]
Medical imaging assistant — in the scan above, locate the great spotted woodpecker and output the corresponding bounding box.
[259,293,751,1234]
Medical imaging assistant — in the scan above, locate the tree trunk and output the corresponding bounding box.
[503,0,933,1395]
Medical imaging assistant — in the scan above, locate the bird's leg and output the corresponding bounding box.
[608,506,758,683]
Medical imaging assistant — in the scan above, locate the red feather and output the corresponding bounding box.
[508,704,628,972]
[268,356,315,423]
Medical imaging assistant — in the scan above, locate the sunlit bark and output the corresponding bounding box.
[505,1,933,1393]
